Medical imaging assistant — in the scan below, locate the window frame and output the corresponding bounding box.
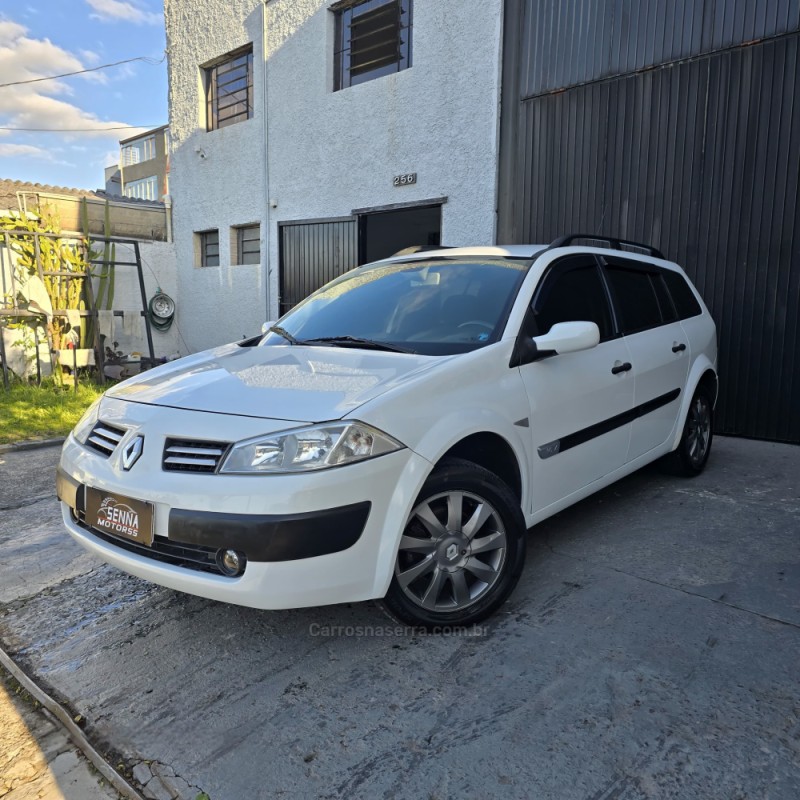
[234,223,261,265]
[123,175,158,201]
[333,0,412,92]
[199,229,220,267]
[204,45,254,131]
[600,256,673,336]
[529,255,617,343]
[121,135,156,165]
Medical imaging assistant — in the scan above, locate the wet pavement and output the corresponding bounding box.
[1,438,799,799]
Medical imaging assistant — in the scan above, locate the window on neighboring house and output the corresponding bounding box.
[204,46,254,130]
[124,175,158,201]
[198,230,220,267]
[232,224,260,265]
[121,135,156,165]
[333,0,412,91]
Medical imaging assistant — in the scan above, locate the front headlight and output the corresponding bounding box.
[220,421,404,474]
[72,397,102,444]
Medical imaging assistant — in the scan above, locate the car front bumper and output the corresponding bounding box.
[57,397,432,610]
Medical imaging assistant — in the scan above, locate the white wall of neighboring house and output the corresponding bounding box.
[165,0,504,352]
[108,240,182,361]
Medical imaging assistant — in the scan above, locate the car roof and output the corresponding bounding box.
[379,245,548,264]
[377,243,681,272]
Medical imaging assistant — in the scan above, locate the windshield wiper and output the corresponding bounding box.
[268,325,301,345]
[302,336,413,354]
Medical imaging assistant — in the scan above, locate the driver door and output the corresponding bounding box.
[517,256,635,512]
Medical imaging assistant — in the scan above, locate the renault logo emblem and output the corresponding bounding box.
[121,435,144,471]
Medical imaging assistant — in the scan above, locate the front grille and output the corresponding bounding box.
[73,512,242,577]
[162,438,231,473]
[85,422,127,457]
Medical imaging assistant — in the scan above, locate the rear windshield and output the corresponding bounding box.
[263,257,531,355]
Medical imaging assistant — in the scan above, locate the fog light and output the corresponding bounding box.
[217,548,245,577]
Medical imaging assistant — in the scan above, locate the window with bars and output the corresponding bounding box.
[199,230,220,267]
[204,46,253,131]
[333,0,411,91]
[234,224,260,265]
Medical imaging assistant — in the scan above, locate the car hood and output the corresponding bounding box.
[106,342,445,422]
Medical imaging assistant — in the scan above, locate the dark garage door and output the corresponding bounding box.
[498,0,800,443]
[278,218,358,316]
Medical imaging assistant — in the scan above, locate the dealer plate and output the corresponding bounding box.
[85,487,154,547]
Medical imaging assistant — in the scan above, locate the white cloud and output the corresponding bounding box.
[0,19,141,139]
[79,49,101,64]
[0,143,49,158]
[0,142,74,166]
[85,0,162,26]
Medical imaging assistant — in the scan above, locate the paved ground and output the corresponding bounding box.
[0,437,798,800]
[0,665,122,800]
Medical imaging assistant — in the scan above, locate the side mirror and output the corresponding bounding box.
[261,320,276,335]
[532,321,600,356]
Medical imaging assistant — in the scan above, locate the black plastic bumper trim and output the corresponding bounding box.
[56,467,82,510]
[168,502,372,562]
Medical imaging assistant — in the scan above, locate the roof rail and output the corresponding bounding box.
[392,245,454,256]
[547,234,665,260]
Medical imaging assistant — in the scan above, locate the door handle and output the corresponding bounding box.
[672,343,687,353]
[611,362,632,374]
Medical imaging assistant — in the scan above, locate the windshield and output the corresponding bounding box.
[262,257,531,355]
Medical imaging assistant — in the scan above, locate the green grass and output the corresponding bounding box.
[0,381,103,445]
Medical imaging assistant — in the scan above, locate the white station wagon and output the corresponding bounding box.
[58,236,717,628]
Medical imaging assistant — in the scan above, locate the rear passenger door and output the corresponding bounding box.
[601,257,690,460]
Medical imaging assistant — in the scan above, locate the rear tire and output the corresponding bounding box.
[666,385,713,476]
[381,458,526,630]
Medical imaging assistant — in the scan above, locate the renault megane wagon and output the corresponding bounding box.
[57,235,717,628]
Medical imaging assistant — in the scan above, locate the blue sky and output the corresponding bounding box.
[0,0,166,190]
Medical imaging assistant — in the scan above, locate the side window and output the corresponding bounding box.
[604,262,663,334]
[651,273,678,323]
[533,258,613,341]
[662,270,703,319]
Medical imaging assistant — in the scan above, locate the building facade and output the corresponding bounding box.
[105,124,170,202]
[164,0,504,350]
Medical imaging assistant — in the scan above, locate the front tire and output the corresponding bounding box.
[381,458,526,629]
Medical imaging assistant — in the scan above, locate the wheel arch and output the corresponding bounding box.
[437,432,523,504]
[670,359,718,451]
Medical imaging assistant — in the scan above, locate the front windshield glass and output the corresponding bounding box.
[262,257,531,355]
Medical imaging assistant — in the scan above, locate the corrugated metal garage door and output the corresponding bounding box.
[278,218,358,316]
[499,0,800,442]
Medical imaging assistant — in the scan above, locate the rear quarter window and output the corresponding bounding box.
[662,270,703,319]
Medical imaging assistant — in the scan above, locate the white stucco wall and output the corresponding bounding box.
[165,0,504,351]
[165,0,269,352]
[109,241,182,360]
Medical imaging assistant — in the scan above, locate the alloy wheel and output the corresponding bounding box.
[394,490,508,612]
[687,395,711,467]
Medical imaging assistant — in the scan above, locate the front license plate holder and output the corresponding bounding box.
[85,487,155,547]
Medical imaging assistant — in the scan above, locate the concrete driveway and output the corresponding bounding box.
[1,437,798,800]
